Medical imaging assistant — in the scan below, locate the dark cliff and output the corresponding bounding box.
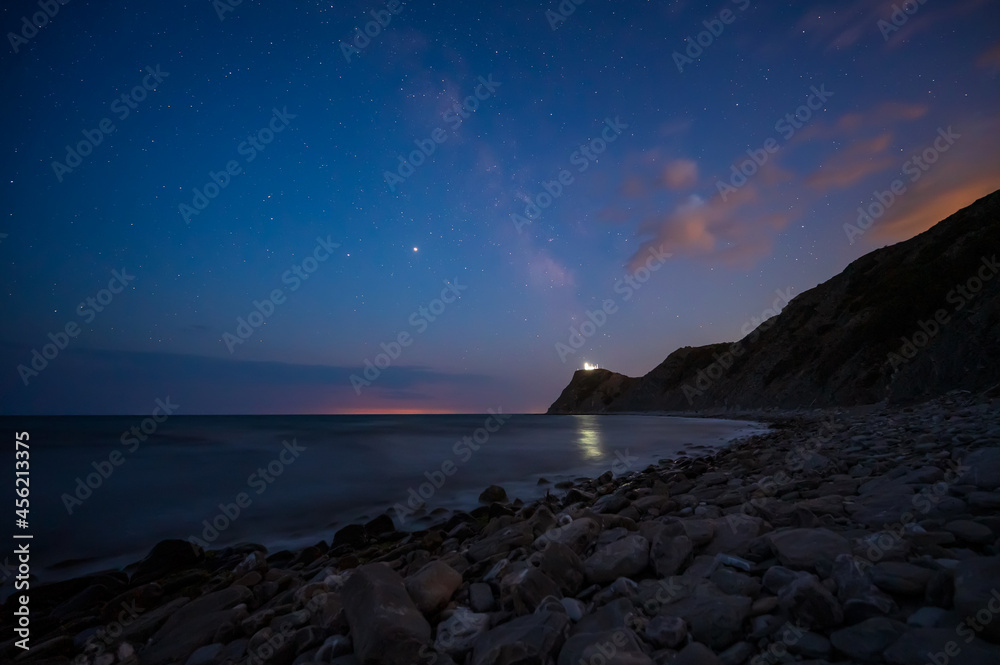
[548,189,1000,413]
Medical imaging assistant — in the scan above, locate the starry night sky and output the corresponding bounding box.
[2,0,999,414]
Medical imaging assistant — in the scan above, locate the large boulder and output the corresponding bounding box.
[471,609,569,665]
[769,528,851,575]
[830,617,907,662]
[342,563,432,664]
[650,533,692,577]
[958,448,1000,489]
[535,518,603,555]
[583,535,650,585]
[955,557,1000,644]
[557,628,653,665]
[658,593,751,651]
[140,586,252,665]
[406,561,463,615]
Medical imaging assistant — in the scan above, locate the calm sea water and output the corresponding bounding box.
[0,414,765,587]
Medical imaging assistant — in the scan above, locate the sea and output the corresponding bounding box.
[1,414,766,591]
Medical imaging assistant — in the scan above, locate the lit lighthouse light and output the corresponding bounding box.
[583,362,599,371]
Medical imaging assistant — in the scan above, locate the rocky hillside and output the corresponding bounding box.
[549,188,1000,413]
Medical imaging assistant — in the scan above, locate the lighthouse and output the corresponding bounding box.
[583,362,599,371]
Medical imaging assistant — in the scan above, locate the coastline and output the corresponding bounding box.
[4,391,1000,664]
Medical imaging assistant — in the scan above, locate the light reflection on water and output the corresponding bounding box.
[574,414,604,460]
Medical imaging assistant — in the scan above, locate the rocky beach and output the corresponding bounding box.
[4,387,1000,665]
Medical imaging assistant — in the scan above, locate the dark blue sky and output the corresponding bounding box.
[2,0,999,414]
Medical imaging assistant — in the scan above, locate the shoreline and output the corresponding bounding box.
[4,391,1000,663]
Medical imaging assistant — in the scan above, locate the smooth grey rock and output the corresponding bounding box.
[141,586,252,665]
[830,617,907,663]
[469,582,495,613]
[405,560,463,615]
[778,573,843,629]
[870,562,933,596]
[557,628,653,665]
[342,563,432,664]
[645,615,686,649]
[435,607,490,656]
[583,534,649,585]
[954,557,1000,644]
[671,642,721,665]
[651,533,692,577]
[658,593,751,650]
[535,518,602,555]
[770,527,851,575]
[958,448,1000,489]
[501,566,562,615]
[471,609,569,665]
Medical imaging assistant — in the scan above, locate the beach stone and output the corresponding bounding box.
[583,534,649,585]
[681,519,715,547]
[954,556,1000,644]
[342,563,432,664]
[769,527,850,575]
[468,522,533,562]
[717,641,753,665]
[406,561,463,615]
[944,519,994,544]
[561,597,586,621]
[469,583,495,613]
[958,448,1000,489]
[573,597,635,636]
[884,628,1000,665]
[968,491,1000,510]
[557,628,653,665]
[184,643,223,665]
[315,635,353,661]
[234,551,267,576]
[651,533,692,577]
[479,485,508,504]
[778,573,843,629]
[537,541,586,596]
[501,566,562,615]
[870,562,932,595]
[671,641,722,665]
[703,514,763,556]
[906,606,955,628]
[471,609,569,665]
[710,568,760,597]
[658,593,751,650]
[436,607,491,656]
[787,630,831,659]
[141,586,253,665]
[536,517,602,555]
[848,491,919,529]
[762,565,805,594]
[830,617,908,662]
[645,615,686,649]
